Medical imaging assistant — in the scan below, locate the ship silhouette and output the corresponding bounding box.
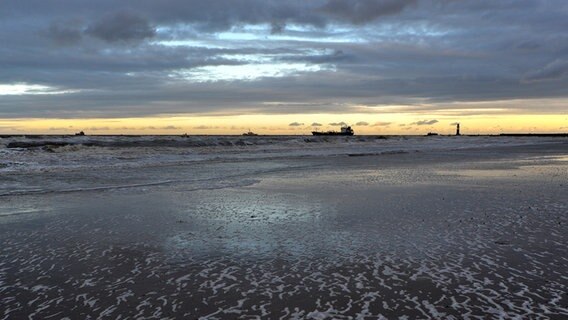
[312,126,354,136]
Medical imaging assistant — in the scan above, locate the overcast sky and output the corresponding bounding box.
[1,0,567,120]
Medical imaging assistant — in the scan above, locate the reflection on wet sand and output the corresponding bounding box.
[0,143,567,318]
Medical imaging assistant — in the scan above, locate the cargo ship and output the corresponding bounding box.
[242,129,258,136]
[312,126,354,136]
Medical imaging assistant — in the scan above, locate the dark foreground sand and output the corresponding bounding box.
[1,143,567,319]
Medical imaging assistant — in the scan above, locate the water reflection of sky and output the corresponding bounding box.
[0,196,55,224]
[160,165,473,262]
[164,189,338,260]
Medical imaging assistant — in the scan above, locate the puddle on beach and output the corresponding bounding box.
[163,189,334,260]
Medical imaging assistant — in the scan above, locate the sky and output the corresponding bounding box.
[1,0,567,135]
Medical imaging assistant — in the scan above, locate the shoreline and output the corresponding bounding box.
[0,143,567,318]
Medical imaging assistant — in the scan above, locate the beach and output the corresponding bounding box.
[0,136,567,319]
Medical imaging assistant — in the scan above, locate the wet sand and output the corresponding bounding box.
[1,143,567,319]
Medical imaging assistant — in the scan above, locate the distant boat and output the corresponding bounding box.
[242,129,258,136]
[426,132,438,136]
[75,131,85,136]
[312,126,354,136]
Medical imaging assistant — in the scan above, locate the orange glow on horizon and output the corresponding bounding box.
[0,113,566,135]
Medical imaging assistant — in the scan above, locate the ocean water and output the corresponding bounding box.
[0,134,561,197]
[1,134,554,171]
[0,135,567,318]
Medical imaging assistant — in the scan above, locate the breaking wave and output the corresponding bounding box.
[0,134,564,175]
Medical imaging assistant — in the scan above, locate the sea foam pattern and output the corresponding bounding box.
[0,147,566,319]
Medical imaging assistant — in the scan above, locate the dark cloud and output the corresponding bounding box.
[47,20,83,45]
[321,0,417,24]
[282,50,350,64]
[523,60,568,83]
[288,122,304,126]
[329,122,348,126]
[139,125,181,130]
[355,121,369,126]
[0,0,567,118]
[270,21,286,34]
[372,121,391,126]
[86,12,156,43]
[1,0,326,33]
[161,125,181,130]
[193,125,221,129]
[516,41,541,51]
[311,122,323,126]
[411,119,438,126]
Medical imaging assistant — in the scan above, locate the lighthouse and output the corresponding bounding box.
[456,123,461,136]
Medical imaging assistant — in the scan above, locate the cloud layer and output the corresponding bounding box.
[412,119,438,126]
[1,0,567,118]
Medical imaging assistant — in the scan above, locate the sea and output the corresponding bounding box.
[0,134,561,197]
[1,134,567,318]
